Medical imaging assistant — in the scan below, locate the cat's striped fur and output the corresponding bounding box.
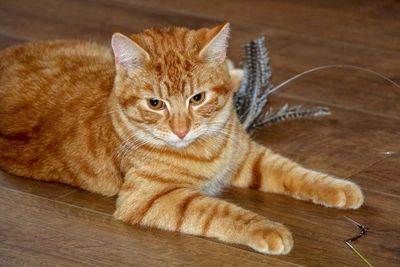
[0,23,363,255]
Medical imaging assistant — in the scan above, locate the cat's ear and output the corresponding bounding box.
[111,33,150,71]
[198,23,230,63]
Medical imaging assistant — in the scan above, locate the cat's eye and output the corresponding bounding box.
[147,98,165,110]
[190,92,206,105]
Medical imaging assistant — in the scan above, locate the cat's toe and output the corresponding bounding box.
[318,181,364,209]
[248,224,293,255]
[341,182,364,209]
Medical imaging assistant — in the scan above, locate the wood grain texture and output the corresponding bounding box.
[351,154,400,197]
[0,186,298,267]
[0,0,399,266]
[0,170,75,200]
[254,95,400,186]
[125,0,400,51]
[1,0,398,118]
[0,34,26,49]
[220,187,400,267]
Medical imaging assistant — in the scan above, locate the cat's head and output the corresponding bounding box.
[111,23,238,149]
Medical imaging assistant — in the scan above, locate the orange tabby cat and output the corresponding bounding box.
[0,23,363,255]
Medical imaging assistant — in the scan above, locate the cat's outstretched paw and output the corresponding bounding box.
[314,180,364,209]
[248,223,293,255]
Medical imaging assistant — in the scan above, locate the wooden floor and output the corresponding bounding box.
[0,1,399,266]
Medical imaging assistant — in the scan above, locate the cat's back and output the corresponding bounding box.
[0,39,113,66]
[0,40,114,98]
[0,40,115,136]
[0,40,121,191]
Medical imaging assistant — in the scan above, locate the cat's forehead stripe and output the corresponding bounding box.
[160,81,170,99]
[158,77,194,98]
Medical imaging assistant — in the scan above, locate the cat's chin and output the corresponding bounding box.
[166,139,194,149]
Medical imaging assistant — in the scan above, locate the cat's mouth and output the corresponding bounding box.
[168,140,193,148]
[161,132,199,149]
[151,129,204,149]
[164,135,198,149]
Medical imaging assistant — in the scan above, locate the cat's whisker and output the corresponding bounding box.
[196,134,226,151]
[205,129,235,139]
[113,134,141,160]
[120,138,149,158]
[117,134,158,161]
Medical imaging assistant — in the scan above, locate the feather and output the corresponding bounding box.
[252,105,331,130]
[234,36,330,131]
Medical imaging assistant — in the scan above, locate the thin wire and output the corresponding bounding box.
[344,216,368,242]
[269,64,400,157]
[345,241,374,267]
[270,64,400,94]
[343,216,373,267]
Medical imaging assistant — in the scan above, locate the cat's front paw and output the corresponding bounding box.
[315,180,364,209]
[247,223,293,255]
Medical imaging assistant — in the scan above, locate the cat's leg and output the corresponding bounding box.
[114,174,293,255]
[230,141,364,209]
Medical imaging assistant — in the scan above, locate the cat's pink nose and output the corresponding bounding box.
[173,128,189,140]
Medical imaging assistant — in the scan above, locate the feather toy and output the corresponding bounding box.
[234,36,331,131]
